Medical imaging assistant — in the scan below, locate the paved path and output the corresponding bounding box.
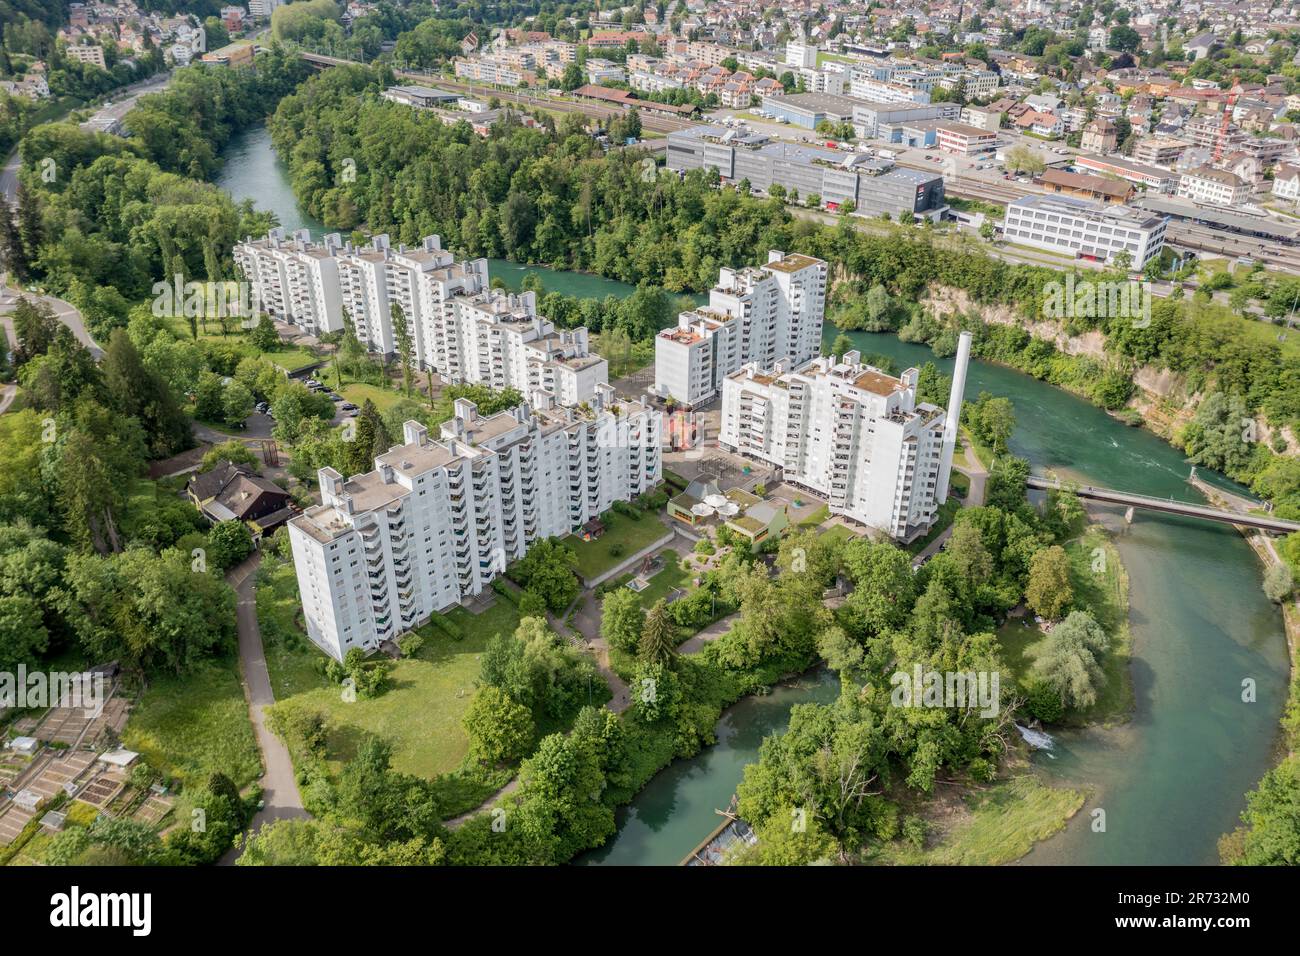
[1,277,103,358]
[0,383,15,415]
[221,552,309,863]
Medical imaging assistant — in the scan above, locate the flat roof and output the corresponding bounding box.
[1009,193,1166,229]
[1075,153,1176,181]
[1133,195,1300,239]
[763,91,860,117]
[765,252,823,274]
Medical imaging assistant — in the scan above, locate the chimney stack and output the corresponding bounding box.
[935,330,972,503]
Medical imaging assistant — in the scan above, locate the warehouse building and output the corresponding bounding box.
[759,92,859,129]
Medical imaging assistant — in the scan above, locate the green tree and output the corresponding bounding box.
[1032,610,1109,710]
[207,520,254,571]
[463,686,534,766]
[600,586,645,655]
[1026,545,1073,619]
[638,599,677,666]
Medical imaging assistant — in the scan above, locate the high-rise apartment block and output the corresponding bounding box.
[289,386,662,660]
[234,230,607,397]
[653,251,827,406]
[718,334,972,541]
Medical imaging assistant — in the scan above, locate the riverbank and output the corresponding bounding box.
[998,525,1134,729]
[864,768,1087,866]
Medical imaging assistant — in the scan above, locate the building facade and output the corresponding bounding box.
[1002,195,1167,265]
[654,251,827,407]
[289,388,662,660]
[718,336,971,541]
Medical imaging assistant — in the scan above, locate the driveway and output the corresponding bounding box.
[221,552,309,864]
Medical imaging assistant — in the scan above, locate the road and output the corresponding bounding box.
[2,71,174,208]
[221,553,309,864]
[0,274,102,358]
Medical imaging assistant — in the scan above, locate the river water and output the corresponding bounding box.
[216,124,1290,867]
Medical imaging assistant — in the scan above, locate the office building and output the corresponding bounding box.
[665,125,946,221]
[1002,194,1167,265]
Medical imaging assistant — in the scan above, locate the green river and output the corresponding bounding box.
[217,125,1291,867]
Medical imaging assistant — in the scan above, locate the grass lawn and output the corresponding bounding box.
[259,552,523,779]
[633,549,693,608]
[122,658,262,791]
[961,427,995,471]
[567,512,671,582]
[160,316,320,370]
[819,524,860,543]
[798,504,831,528]
[996,525,1133,726]
[869,774,1086,865]
[337,381,412,413]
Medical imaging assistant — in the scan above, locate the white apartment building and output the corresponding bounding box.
[445,289,608,404]
[850,75,931,104]
[1002,195,1167,266]
[718,335,972,541]
[247,0,282,17]
[655,309,740,408]
[653,251,828,407]
[454,56,526,87]
[234,228,346,336]
[785,37,818,70]
[1177,165,1252,206]
[235,232,608,403]
[290,387,662,659]
[1273,163,1300,201]
[585,58,625,84]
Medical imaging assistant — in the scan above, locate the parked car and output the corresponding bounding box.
[340,402,358,412]
[330,393,343,402]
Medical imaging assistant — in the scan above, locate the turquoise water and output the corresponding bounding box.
[836,330,1289,866]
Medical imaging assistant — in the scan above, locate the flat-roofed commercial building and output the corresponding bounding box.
[935,120,998,154]
[381,85,461,108]
[1002,194,1168,265]
[1076,153,1178,193]
[853,101,960,139]
[666,125,946,220]
[760,91,859,129]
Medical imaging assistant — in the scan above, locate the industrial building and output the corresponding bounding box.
[665,125,946,220]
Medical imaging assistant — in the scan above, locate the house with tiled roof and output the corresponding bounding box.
[187,460,295,539]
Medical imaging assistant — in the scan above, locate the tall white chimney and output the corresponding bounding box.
[935,330,972,503]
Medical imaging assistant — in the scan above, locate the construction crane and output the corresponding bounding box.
[1213,77,1241,163]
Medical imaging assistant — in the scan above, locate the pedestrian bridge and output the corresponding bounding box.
[1026,475,1300,534]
